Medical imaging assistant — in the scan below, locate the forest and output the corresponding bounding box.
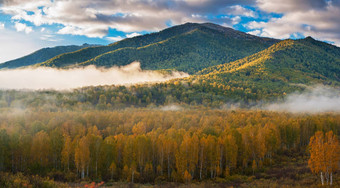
[0,109,339,187]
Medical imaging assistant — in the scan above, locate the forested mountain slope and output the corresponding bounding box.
[200,37,340,81]
[1,36,339,106]
[0,44,96,69]
[187,37,340,100]
[38,23,279,74]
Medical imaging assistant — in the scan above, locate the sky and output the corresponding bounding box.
[0,0,340,63]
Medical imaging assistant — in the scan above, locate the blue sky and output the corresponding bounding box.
[0,0,340,63]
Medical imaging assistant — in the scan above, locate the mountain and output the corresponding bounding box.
[38,23,279,74]
[0,43,98,69]
[199,36,340,82]
[1,33,339,107]
[183,37,340,101]
[46,37,338,107]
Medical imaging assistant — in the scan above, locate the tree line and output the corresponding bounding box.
[0,110,339,183]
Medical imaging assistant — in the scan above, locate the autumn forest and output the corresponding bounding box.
[0,108,339,187]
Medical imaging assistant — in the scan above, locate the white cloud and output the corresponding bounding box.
[57,25,107,38]
[106,36,125,42]
[246,20,297,39]
[247,29,261,36]
[14,22,33,34]
[251,0,340,45]
[225,5,257,17]
[0,22,4,29]
[106,32,141,42]
[0,29,41,63]
[40,34,61,42]
[126,32,141,38]
[221,22,232,28]
[1,0,340,46]
[231,16,241,25]
[257,0,328,14]
[0,0,254,38]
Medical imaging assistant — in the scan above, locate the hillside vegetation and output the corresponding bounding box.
[186,37,340,101]
[38,23,278,74]
[0,44,96,69]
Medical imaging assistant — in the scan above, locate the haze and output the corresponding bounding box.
[0,62,189,90]
[265,86,340,113]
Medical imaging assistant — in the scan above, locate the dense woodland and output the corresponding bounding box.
[0,44,94,69]
[0,82,284,110]
[0,109,339,187]
[38,23,277,74]
[192,39,340,107]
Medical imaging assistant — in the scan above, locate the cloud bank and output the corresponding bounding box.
[265,86,340,113]
[2,0,340,45]
[0,0,252,38]
[0,62,189,90]
[248,0,340,45]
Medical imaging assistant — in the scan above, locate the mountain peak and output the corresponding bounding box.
[200,22,230,28]
[305,36,315,41]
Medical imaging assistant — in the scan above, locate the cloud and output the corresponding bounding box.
[256,0,328,13]
[231,16,241,25]
[57,25,107,38]
[224,5,257,17]
[126,32,141,38]
[0,62,189,90]
[247,29,261,36]
[0,28,41,62]
[106,36,125,42]
[250,0,340,45]
[40,34,61,42]
[2,0,340,46]
[106,32,141,42]
[14,22,33,33]
[0,22,4,29]
[264,85,340,113]
[0,0,254,37]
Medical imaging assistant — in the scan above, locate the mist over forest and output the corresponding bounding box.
[0,62,188,90]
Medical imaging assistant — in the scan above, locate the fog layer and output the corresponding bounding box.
[0,62,189,90]
[265,85,340,113]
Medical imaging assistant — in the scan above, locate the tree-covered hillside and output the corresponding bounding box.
[200,37,340,82]
[0,44,97,69]
[0,38,339,108]
[38,23,278,74]
[189,37,340,101]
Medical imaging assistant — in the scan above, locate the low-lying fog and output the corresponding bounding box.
[264,85,340,113]
[0,62,189,90]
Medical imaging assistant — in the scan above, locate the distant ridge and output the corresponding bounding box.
[0,43,99,69]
